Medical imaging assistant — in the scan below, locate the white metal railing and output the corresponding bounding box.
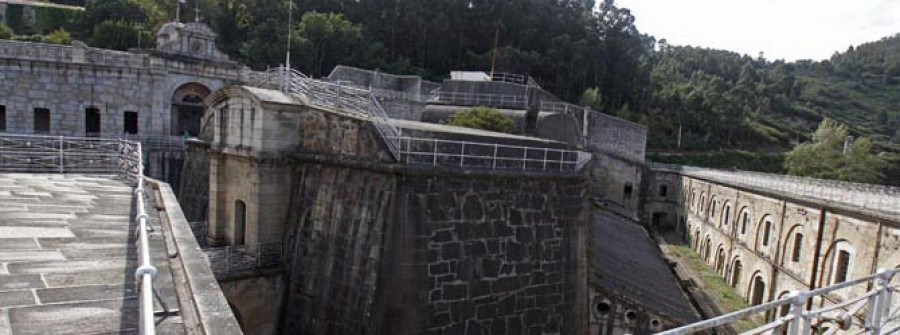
[428,90,529,109]
[129,141,157,335]
[658,268,900,335]
[0,134,123,173]
[652,164,900,221]
[489,72,542,88]
[0,134,155,335]
[541,100,587,115]
[248,66,402,160]
[390,136,591,172]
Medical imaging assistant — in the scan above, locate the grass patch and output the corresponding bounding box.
[667,243,764,333]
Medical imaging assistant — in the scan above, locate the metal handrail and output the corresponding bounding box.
[130,141,156,335]
[428,90,528,109]
[658,268,900,335]
[247,66,402,160]
[388,136,591,172]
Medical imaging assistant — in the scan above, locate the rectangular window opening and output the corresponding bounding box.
[123,111,138,134]
[659,185,668,197]
[791,233,803,262]
[85,107,101,137]
[0,105,6,131]
[762,221,772,246]
[835,250,850,283]
[623,183,633,200]
[34,108,50,134]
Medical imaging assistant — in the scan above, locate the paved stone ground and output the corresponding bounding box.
[0,174,184,335]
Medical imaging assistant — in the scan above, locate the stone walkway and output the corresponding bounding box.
[0,173,184,335]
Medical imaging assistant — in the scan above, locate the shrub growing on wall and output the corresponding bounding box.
[444,106,516,134]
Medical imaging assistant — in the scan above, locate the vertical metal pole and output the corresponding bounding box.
[492,144,498,170]
[522,147,527,170]
[787,291,808,335]
[58,136,64,173]
[433,138,438,166]
[543,148,548,171]
[406,138,411,164]
[460,142,465,167]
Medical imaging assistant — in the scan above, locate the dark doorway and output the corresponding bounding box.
[0,105,6,131]
[85,107,101,136]
[123,111,138,134]
[731,261,742,288]
[751,276,766,305]
[234,200,246,246]
[34,108,50,134]
[171,83,211,137]
[652,212,667,228]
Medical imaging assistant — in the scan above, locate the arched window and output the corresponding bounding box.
[791,233,803,262]
[709,197,718,219]
[721,202,732,228]
[760,216,773,247]
[738,207,750,237]
[699,193,706,214]
[831,241,854,284]
[234,200,246,246]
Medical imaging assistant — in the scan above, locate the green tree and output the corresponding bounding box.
[0,24,13,40]
[46,28,72,44]
[444,107,516,134]
[785,118,886,183]
[296,12,364,77]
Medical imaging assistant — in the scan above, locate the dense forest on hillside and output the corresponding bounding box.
[4,0,899,182]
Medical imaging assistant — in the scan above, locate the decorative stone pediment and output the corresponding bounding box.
[155,21,230,62]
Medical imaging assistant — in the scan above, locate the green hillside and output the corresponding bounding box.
[640,36,900,153]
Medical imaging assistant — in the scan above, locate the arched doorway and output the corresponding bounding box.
[750,275,766,306]
[171,83,211,136]
[730,259,742,288]
[715,247,726,274]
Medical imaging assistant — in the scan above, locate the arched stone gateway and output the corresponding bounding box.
[171,83,211,136]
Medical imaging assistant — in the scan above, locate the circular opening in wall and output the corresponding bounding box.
[650,319,661,328]
[625,310,637,321]
[596,302,611,314]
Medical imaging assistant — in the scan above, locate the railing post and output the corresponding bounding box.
[460,142,466,167]
[787,291,809,335]
[522,147,528,170]
[492,144,498,170]
[58,136,64,173]
[543,148,548,171]
[433,138,438,166]
[870,268,893,335]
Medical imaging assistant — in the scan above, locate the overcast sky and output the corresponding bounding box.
[614,0,900,61]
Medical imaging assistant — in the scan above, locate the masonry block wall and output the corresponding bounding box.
[374,175,588,335]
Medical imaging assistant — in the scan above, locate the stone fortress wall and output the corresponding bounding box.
[0,23,254,138]
[203,85,590,335]
[642,166,900,325]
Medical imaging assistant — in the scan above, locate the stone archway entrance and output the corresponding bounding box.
[171,83,211,136]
